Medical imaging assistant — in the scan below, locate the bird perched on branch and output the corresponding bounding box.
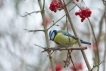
[49,30,91,47]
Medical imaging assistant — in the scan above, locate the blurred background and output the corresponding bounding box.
[0,0,105,71]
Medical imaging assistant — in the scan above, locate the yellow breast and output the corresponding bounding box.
[54,33,77,46]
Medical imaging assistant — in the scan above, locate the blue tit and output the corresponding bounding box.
[49,30,91,47]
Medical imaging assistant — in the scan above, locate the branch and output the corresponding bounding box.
[20,11,41,17]
[103,1,106,71]
[88,18,100,71]
[24,29,44,33]
[62,0,91,70]
[43,47,87,52]
[38,0,55,71]
[91,61,105,71]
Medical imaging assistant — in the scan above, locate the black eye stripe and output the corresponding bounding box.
[49,31,53,37]
[50,31,53,38]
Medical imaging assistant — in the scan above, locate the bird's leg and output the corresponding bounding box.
[57,45,61,48]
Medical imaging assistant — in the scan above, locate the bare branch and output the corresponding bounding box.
[20,11,41,17]
[42,47,87,52]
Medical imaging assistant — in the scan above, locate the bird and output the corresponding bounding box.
[49,30,91,47]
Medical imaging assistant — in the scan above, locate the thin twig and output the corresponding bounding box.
[20,11,41,17]
[103,1,106,71]
[24,29,44,32]
[68,50,77,70]
[63,51,71,67]
[97,13,104,44]
[88,18,100,71]
[91,61,105,71]
[34,44,45,49]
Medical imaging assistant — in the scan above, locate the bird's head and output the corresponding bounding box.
[49,30,57,41]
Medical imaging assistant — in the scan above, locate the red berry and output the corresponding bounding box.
[81,8,86,12]
[76,0,79,2]
[87,10,92,15]
[81,18,85,22]
[70,62,83,71]
[75,12,80,15]
[79,13,83,18]
[76,62,83,70]
[70,66,76,71]
[55,64,63,71]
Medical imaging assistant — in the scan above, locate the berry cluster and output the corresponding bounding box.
[75,8,92,22]
[70,62,83,71]
[49,0,62,12]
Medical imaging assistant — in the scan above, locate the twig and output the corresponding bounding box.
[67,50,77,70]
[96,13,104,44]
[63,51,71,67]
[43,47,87,52]
[102,0,106,5]
[24,29,44,33]
[88,18,100,71]
[64,50,76,68]
[91,61,105,71]
[34,44,45,49]
[20,11,41,17]
[103,1,106,71]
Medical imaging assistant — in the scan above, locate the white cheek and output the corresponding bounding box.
[51,32,55,40]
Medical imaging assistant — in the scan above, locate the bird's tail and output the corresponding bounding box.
[80,40,91,45]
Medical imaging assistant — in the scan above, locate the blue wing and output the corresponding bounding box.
[57,30,77,39]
